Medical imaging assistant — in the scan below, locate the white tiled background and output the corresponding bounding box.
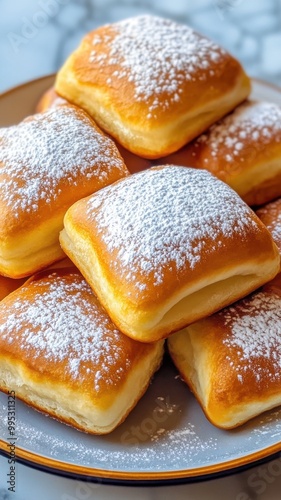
[0,0,281,498]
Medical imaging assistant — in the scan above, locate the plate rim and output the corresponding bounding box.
[0,73,56,98]
[0,74,281,484]
[1,437,281,483]
[1,73,281,102]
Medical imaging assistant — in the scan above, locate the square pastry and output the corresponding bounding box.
[35,85,153,174]
[60,165,280,342]
[257,197,281,255]
[159,100,281,206]
[0,104,129,278]
[168,274,281,429]
[0,267,164,434]
[55,15,250,158]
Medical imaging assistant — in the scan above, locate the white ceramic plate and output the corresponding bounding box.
[0,76,281,484]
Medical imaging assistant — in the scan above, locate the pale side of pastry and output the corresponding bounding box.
[168,274,281,429]
[256,197,281,255]
[159,100,281,206]
[55,15,251,158]
[0,104,129,278]
[0,268,164,434]
[60,165,280,343]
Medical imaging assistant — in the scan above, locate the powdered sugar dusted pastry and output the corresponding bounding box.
[256,198,281,255]
[159,100,281,206]
[34,84,152,174]
[168,273,281,429]
[0,258,74,301]
[0,104,129,278]
[0,268,164,434]
[60,165,280,342]
[55,15,250,158]
[35,86,152,174]
[35,85,68,112]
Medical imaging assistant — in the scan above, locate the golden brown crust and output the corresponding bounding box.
[60,165,280,342]
[256,198,281,255]
[168,274,281,429]
[35,85,68,113]
[55,15,251,158]
[0,275,26,301]
[0,267,164,434]
[0,104,129,278]
[159,100,281,206]
[35,87,152,173]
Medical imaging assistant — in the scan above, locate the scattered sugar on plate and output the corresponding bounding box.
[1,411,218,470]
[250,409,281,441]
[1,392,280,472]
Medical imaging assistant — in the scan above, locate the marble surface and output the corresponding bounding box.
[0,0,281,93]
[0,0,281,499]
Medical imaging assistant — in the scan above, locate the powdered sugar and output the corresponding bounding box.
[252,409,281,438]
[197,100,281,163]
[222,289,281,383]
[0,106,124,218]
[0,398,219,470]
[0,271,132,389]
[257,198,281,251]
[89,15,226,118]
[2,385,280,472]
[0,360,280,473]
[86,166,259,294]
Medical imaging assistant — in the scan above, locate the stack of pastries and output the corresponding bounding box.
[1,15,281,435]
